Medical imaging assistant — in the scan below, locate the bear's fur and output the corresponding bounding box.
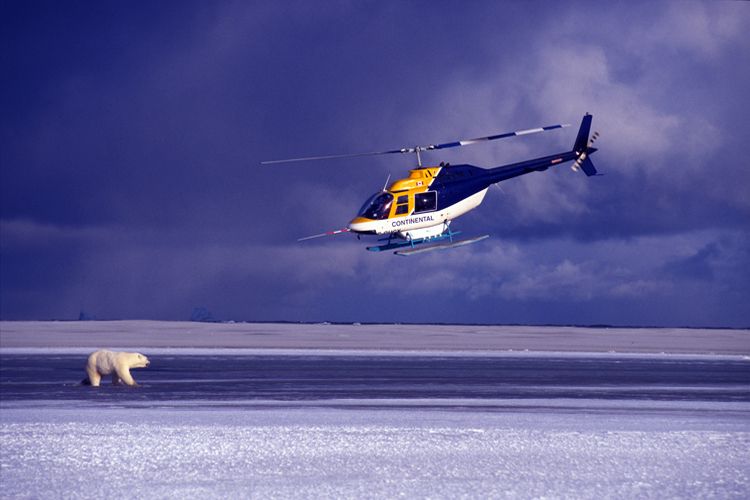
[82,350,150,387]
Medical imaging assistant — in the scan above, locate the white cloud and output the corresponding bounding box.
[396,2,749,230]
[361,229,745,304]
[529,43,685,170]
[626,2,748,60]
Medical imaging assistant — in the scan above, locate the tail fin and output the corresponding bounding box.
[574,113,593,154]
[571,113,599,177]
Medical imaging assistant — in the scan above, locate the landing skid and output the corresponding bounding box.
[366,231,461,252]
[395,234,489,256]
[366,230,489,255]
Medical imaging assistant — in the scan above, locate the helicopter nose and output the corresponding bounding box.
[348,217,372,233]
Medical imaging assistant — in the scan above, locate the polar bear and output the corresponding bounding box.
[82,350,150,387]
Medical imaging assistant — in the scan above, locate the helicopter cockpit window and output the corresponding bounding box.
[414,191,437,213]
[358,192,394,220]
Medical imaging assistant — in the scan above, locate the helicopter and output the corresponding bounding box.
[262,113,600,255]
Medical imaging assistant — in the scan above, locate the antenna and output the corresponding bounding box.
[382,173,391,192]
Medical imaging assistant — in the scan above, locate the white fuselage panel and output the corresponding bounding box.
[349,188,489,235]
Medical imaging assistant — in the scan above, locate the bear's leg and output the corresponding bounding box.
[116,367,137,386]
[86,366,101,387]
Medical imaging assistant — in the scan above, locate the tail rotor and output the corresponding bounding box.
[568,113,600,177]
[571,130,599,173]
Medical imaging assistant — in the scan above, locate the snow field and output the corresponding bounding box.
[2,320,747,355]
[2,408,748,499]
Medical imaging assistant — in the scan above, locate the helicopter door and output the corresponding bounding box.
[414,191,437,213]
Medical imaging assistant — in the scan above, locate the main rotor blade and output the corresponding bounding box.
[260,122,570,165]
[427,123,570,151]
[261,148,405,165]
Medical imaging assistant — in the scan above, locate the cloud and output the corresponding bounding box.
[530,44,685,166]
[2,215,748,326]
[386,3,747,236]
[360,229,747,311]
[2,2,749,326]
[661,242,721,281]
[624,2,748,60]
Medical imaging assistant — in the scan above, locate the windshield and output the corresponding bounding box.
[357,192,394,220]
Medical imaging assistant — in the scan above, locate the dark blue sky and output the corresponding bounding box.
[2,1,749,326]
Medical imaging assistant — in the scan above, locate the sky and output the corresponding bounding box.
[1,1,749,327]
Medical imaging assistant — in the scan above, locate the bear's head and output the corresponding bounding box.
[129,352,150,369]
